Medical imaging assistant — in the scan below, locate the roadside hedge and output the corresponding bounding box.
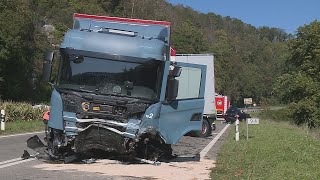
[0,101,48,122]
[258,108,290,122]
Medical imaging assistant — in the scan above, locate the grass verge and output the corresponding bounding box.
[211,119,320,179]
[0,120,44,136]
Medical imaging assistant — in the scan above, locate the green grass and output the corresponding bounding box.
[258,109,290,122]
[211,119,320,179]
[0,120,44,136]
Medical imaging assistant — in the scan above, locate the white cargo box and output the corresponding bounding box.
[173,54,215,115]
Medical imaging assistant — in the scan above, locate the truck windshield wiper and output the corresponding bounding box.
[98,92,153,103]
[60,87,94,94]
[56,86,97,99]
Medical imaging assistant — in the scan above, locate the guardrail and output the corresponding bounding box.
[239,108,263,113]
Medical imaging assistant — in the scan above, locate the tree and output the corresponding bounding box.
[0,0,36,100]
[274,21,320,127]
[172,21,209,54]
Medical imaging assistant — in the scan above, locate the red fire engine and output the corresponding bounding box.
[215,95,230,117]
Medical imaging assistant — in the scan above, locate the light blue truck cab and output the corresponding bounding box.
[42,14,207,161]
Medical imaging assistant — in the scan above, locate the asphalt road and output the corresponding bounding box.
[0,121,229,180]
[0,132,44,162]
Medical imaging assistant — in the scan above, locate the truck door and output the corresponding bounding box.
[158,61,206,144]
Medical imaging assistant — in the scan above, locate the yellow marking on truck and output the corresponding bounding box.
[93,106,100,111]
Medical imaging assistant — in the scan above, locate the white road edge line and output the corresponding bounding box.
[200,124,230,159]
[0,158,35,169]
[0,131,44,139]
[0,157,22,166]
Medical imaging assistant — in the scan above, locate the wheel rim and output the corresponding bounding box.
[201,123,207,134]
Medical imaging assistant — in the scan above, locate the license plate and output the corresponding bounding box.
[92,106,100,111]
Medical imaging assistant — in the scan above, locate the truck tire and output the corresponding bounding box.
[195,119,212,137]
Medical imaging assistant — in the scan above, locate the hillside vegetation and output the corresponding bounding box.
[0,0,288,105]
[1,0,319,126]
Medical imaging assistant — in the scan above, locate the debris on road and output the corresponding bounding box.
[134,157,161,166]
[81,158,96,164]
[26,135,47,158]
[170,154,200,162]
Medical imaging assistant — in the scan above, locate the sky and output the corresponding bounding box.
[167,0,320,34]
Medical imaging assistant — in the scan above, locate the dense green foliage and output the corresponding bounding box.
[0,1,37,100]
[0,0,290,106]
[258,109,290,122]
[0,101,47,122]
[274,21,320,127]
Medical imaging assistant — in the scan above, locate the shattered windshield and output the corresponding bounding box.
[58,54,164,101]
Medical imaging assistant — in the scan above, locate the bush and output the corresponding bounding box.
[0,101,47,122]
[259,108,290,122]
[287,100,320,128]
[259,106,320,129]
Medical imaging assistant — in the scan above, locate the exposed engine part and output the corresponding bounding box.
[26,132,201,165]
[74,126,126,153]
[46,129,75,161]
[27,125,173,163]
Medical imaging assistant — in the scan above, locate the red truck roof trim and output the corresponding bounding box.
[74,13,171,27]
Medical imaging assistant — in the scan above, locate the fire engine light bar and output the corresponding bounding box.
[74,13,171,27]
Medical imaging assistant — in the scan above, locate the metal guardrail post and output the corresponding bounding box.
[1,109,5,131]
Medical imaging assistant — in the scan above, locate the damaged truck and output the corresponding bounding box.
[33,14,208,162]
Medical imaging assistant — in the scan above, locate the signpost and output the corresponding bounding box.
[247,118,259,125]
[244,98,253,105]
[246,118,259,140]
[244,98,253,115]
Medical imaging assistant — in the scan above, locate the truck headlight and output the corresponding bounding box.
[81,102,90,111]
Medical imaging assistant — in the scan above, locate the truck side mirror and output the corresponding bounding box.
[42,51,54,82]
[166,79,179,101]
[165,65,181,102]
